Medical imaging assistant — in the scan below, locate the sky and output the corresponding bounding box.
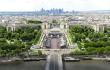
[0,0,110,11]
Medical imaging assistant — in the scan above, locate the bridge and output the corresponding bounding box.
[45,51,63,70]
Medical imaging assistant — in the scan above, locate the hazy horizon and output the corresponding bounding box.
[0,0,110,12]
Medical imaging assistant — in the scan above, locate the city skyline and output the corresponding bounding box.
[0,0,110,11]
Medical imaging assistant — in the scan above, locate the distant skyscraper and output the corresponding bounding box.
[39,8,64,15]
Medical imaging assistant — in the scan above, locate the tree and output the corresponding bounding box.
[38,50,42,56]
[28,20,42,24]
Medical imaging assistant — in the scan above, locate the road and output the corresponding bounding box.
[45,52,63,70]
[49,54,59,70]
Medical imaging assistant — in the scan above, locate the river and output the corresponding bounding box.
[0,61,46,70]
[64,60,110,70]
[0,60,110,70]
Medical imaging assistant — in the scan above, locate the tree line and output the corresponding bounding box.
[69,25,110,55]
[0,26,42,57]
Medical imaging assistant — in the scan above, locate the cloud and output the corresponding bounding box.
[0,0,110,11]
